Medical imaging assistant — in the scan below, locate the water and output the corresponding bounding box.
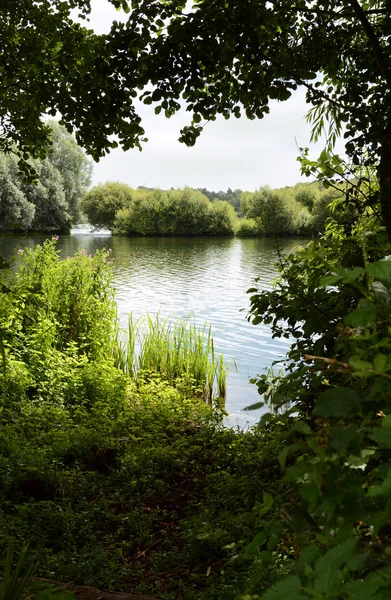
[0,230,308,426]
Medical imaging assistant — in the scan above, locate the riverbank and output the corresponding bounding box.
[0,241,291,599]
[0,233,298,419]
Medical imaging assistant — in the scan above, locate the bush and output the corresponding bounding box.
[82,182,139,229]
[234,217,261,237]
[113,187,236,236]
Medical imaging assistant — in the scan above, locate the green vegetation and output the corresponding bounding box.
[81,182,144,230]
[198,188,243,213]
[114,315,228,402]
[82,180,346,238]
[245,181,349,236]
[0,122,91,233]
[2,1,391,599]
[0,240,287,599]
[243,172,391,599]
[83,185,237,236]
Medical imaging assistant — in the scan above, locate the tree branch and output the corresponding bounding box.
[296,78,370,117]
[347,0,391,91]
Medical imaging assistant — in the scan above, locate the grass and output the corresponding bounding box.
[113,314,229,403]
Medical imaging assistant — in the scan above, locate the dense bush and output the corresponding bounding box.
[239,181,360,237]
[82,180,356,238]
[81,182,146,229]
[241,186,319,237]
[234,217,261,237]
[113,187,236,236]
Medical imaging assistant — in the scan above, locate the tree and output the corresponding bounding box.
[82,182,139,229]
[22,158,71,232]
[207,200,236,235]
[0,122,90,232]
[46,121,92,222]
[0,0,148,169]
[4,1,391,240]
[241,187,313,236]
[0,154,35,230]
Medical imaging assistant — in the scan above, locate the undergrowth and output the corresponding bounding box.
[0,240,289,599]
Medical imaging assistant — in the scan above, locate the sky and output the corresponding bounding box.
[85,1,327,192]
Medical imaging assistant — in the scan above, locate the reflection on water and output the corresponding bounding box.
[0,231,308,426]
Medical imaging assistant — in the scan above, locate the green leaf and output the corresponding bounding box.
[345,571,387,599]
[370,280,390,301]
[313,538,358,594]
[330,424,358,454]
[245,531,268,556]
[263,492,273,508]
[370,415,391,448]
[373,353,387,373]
[278,445,290,469]
[368,468,391,497]
[382,414,391,428]
[314,387,360,417]
[348,357,373,372]
[345,299,377,328]
[260,575,301,599]
[292,420,311,435]
[337,267,364,284]
[367,259,391,289]
[346,552,368,572]
[321,274,342,286]
[244,401,264,411]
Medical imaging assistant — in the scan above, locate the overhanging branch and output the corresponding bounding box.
[347,0,391,91]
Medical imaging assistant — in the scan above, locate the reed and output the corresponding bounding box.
[112,315,140,377]
[114,314,228,402]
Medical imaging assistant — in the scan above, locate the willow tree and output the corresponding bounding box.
[2,1,391,235]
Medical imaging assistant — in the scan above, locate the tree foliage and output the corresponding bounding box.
[0,154,35,231]
[81,182,140,229]
[113,187,236,236]
[238,159,391,598]
[3,0,391,240]
[47,121,93,222]
[83,183,237,235]
[198,188,243,213]
[0,123,91,232]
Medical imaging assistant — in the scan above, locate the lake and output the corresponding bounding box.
[0,231,308,426]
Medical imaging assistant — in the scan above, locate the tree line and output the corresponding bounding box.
[82,180,347,237]
[0,122,91,233]
[0,133,352,237]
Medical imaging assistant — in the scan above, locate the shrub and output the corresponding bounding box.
[234,217,261,237]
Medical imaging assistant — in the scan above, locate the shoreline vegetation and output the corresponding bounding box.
[0,123,351,239]
[81,181,350,239]
[2,140,390,600]
[0,239,289,599]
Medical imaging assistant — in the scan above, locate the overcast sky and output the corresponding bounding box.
[85,1,327,191]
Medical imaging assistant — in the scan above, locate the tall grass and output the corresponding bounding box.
[10,239,116,361]
[114,314,228,403]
